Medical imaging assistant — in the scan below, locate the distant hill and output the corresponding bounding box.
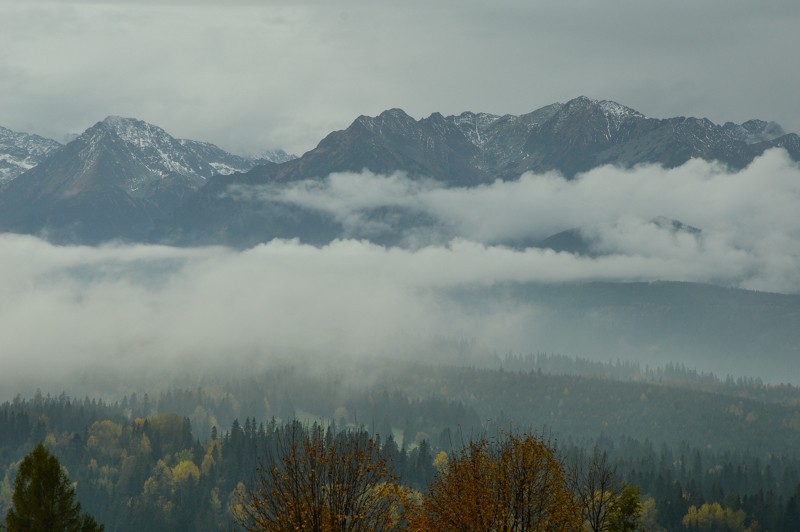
[535,217,702,256]
[447,280,800,383]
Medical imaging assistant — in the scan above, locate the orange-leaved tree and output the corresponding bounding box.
[411,431,581,531]
[238,421,409,531]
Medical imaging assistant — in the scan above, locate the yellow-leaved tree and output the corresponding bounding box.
[682,502,752,531]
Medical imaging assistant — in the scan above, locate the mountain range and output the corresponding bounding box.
[0,117,293,243]
[3,98,800,381]
[0,126,62,185]
[162,97,800,247]
[1,96,798,246]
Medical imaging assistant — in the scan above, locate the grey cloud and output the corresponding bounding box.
[1,1,798,155]
[3,144,799,395]
[3,0,799,400]
[240,149,800,293]
[0,235,544,395]
[0,232,722,386]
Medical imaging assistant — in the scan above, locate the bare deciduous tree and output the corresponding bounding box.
[568,447,642,531]
[238,421,407,531]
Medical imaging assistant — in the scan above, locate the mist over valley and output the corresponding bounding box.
[2,108,799,392]
[4,107,800,527]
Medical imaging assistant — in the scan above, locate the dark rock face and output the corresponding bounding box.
[162,97,798,247]
[246,96,796,187]
[0,117,257,244]
[517,98,790,177]
[247,108,485,186]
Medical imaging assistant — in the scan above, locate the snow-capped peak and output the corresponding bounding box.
[98,115,173,148]
[598,100,645,120]
[355,108,417,133]
[551,97,645,139]
[0,126,62,185]
[561,97,644,119]
[257,149,297,164]
[71,116,259,192]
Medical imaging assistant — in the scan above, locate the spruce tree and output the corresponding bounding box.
[5,443,103,532]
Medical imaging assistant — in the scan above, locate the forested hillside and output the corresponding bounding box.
[2,359,799,530]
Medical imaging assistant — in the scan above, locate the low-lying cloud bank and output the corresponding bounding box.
[233,148,800,293]
[2,149,799,392]
[0,236,545,392]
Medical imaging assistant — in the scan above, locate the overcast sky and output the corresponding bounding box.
[1,0,798,156]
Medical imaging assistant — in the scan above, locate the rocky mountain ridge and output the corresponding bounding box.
[0,116,284,243]
[1,97,797,246]
[0,126,62,185]
[164,96,797,247]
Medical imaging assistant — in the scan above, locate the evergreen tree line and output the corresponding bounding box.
[500,351,779,392]
[2,393,800,530]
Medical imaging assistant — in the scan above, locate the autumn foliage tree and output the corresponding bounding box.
[682,502,752,531]
[411,432,581,531]
[238,421,408,531]
[568,447,643,531]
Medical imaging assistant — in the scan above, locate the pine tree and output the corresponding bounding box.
[5,443,103,532]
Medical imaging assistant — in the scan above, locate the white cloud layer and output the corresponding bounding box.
[1,150,798,392]
[0,235,543,393]
[238,149,800,293]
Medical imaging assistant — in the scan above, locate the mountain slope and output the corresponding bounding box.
[3,98,797,247]
[0,117,258,243]
[449,280,800,382]
[245,108,486,186]
[161,97,798,247]
[245,96,796,183]
[0,126,62,186]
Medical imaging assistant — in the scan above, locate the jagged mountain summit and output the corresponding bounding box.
[1,97,798,247]
[722,119,785,144]
[0,116,261,243]
[90,115,257,184]
[162,96,799,248]
[0,126,62,185]
[240,96,796,185]
[256,149,297,165]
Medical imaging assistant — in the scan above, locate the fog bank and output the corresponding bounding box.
[3,150,799,394]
